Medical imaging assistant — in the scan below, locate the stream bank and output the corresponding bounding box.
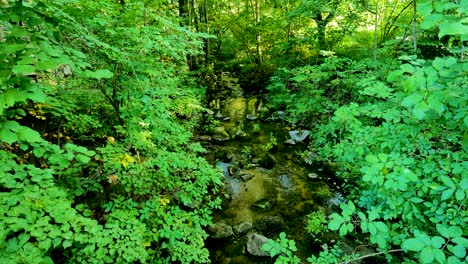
[198,72,345,263]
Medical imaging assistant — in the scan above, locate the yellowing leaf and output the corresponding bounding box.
[160,197,170,206]
[118,153,135,168]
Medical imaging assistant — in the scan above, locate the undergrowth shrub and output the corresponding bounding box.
[1,1,221,263]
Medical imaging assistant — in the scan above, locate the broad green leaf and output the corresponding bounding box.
[413,102,430,120]
[36,60,57,71]
[75,154,91,164]
[374,222,388,233]
[16,126,42,143]
[420,246,435,263]
[401,92,424,107]
[0,44,26,55]
[84,69,114,80]
[328,214,344,230]
[400,64,415,73]
[431,236,445,248]
[421,14,443,29]
[427,96,445,115]
[402,238,425,251]
[436,224,450,238]
[0,89,28,113]
[12,64,35,75]
[368,222,377,235]
[461,178,468,191]
[439,21,468,38]
[440,176,456,188]
[441,189,455,200]
[0,121,20,144]
[387,70,404,82]
[433,248,446,263]
[63,239,72,249]
[455,189,465,201]
[38,41,63,57]
[447,256,462,264]
[451,244,466,258]
[339,224,348,236]
[366,155,379,163]
[452,237,468,248]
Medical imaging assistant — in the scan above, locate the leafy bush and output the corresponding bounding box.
[1,1,221,263]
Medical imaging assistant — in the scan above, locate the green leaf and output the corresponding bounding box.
[441,189,455,200]
[401,92,424,107]
[440,176,456,188]
[387,70,404,82]
[431,236,445,248]
[433,248,446,263]
[413,102,430,120]
[63,239,72,249]
[427,96,445,115]
[400,64,415,73]
[439,21,468,38]
[366,155,379,163]
[421,14,443,30]
[451,244,466,258]
[436,224,450,238]
[12,64,35,75]
[84,69,114,80]
[374,222,388,233]
[328,214,344,230]
[420,246,435,263]
[402,238,425,251]
[38,41,63,57]
[339,224,348,236]
[455,189,465,201]
[461,178,468,190]
[36,60,57,71]
[75,154,91,164]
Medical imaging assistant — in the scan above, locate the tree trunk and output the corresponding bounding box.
[412,0,417,53]
[373,2,379,69]
[203,0,210,64]
[317,18,327,50]
[254,0,262,64]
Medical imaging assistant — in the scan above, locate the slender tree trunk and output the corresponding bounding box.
[412,0,417,53]
[317,18,327,50]
[373,2,379,69]
[254,0,262,64]
[203,0,210,64]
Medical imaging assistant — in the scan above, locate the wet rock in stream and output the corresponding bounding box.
[208,222,234,239]
[288,130,310,142]
[254,215,284,233]
[233,221,253,236]
[246,233,270,257]
[211,126,230,141]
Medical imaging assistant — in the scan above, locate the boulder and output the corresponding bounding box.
[254,215,284,233]
[208,222,234,239]
[233,221,253,235]
[246,233,270,256]
[308,173,319,179]
[211,127,230,141]
[288,130,310,142]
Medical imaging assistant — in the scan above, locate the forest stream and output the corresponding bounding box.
[199,73,346,263]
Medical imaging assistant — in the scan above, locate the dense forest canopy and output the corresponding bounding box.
[0,0,466,263]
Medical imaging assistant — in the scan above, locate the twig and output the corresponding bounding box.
[340,249,404,264]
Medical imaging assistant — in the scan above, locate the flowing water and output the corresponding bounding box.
[200,73,344,263]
